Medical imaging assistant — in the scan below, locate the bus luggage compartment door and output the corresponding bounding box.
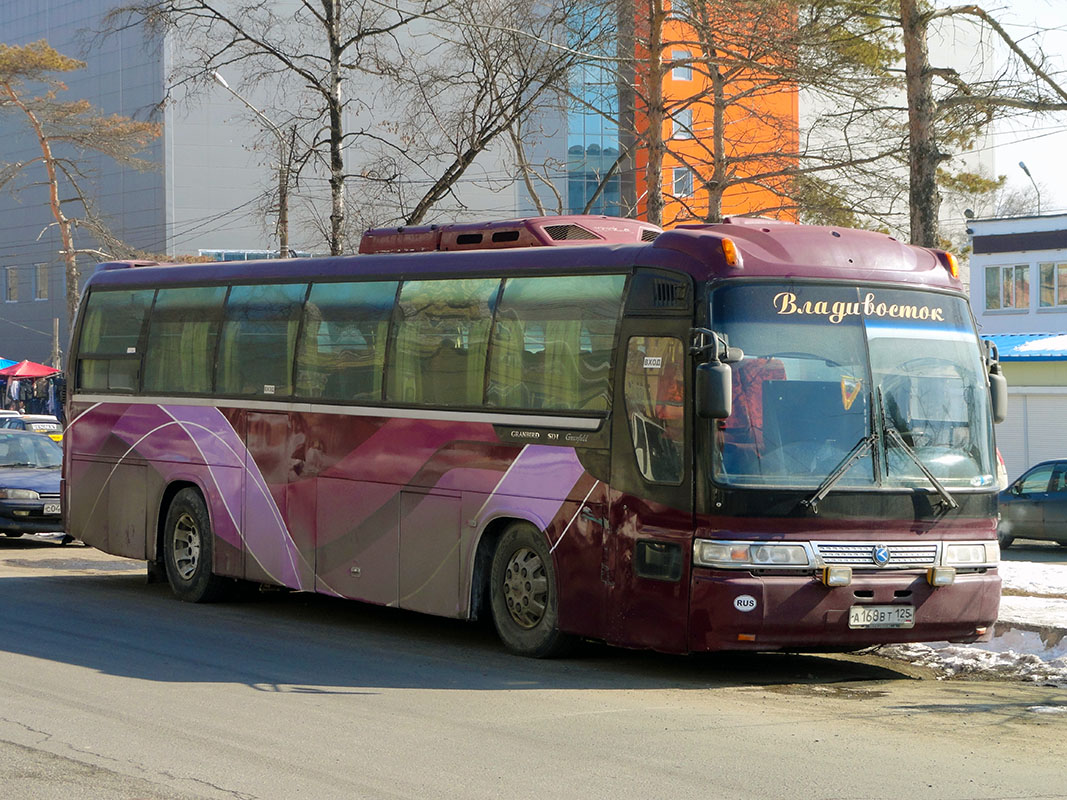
[398,489,462,616]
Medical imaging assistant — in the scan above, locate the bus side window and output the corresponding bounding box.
[486,275,625,412]
[143,286,226,394]
[624,337,684,484]
[216,283,307,397]
[296,281,397,403]
[387,278,499,407]
[76,289,155,392]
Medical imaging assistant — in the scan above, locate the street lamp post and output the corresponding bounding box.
[213,71,291,258]
[1018,161,1042,215]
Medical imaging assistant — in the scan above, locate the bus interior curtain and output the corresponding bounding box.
[390,320,422,403]
[181,321,213,392]
[544,320,582,409]
[295,304,325,398]
[79,305,106,389]
[466,319,492,405]
[491,318,524,407]
[217,322,241,393]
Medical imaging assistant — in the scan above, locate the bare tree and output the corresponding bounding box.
[898,1,1067,246]
[106,0,601,245]
[0,40,161,324]
[107,0,454,254]
[354,0,605,225]
[572,0,903,227]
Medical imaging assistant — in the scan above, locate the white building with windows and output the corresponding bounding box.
[970,212,1067,479]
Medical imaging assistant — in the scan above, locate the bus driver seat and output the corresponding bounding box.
[720,357,786,475]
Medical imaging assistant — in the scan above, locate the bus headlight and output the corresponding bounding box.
[693,540,812,569]
[943,542,999,567]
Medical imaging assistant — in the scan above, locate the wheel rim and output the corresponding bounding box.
[171,512,201,581]
[502,547,549,629]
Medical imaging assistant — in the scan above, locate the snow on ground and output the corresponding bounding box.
[1000,558,1067,598]
[874,556,1067,687]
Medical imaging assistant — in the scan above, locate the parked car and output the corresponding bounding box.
[997,459,1067,548]
[0,414,63,442]
[0,430,64,539]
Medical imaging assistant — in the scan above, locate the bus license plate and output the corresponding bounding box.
[43,503,61,515]
[848,605,914,629]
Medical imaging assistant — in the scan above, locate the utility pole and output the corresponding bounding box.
[213,71,292,257]
[51,317,60,369]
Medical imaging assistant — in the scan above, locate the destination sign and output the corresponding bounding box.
[773,291,946,325]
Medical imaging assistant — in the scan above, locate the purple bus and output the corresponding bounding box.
[64,214,1006,657]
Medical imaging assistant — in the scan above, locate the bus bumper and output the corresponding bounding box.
[688,568,1000,652]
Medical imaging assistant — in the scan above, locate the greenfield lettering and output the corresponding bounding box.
[773,292,944,324]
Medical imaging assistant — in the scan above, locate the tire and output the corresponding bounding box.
[997,529,1014,550]
[163,488,229,603]
[489,522,573,658]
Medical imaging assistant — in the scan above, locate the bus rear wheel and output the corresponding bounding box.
[489,522,572,658]
[163,488,229,603]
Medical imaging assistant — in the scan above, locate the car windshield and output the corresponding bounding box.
[711,283,996,490]
[0,434,62,468]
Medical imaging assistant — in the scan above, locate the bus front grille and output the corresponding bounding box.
[813,542,939,568]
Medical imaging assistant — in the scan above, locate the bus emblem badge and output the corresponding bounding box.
[872,545,891,567]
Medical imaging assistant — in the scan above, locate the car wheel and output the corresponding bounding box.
[997,529,1014,550]
[163,488,230,603]
[489,522,573,658]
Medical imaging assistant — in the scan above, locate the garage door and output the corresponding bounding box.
[997,392,1067,481]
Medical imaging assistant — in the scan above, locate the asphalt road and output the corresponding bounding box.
[1,538,1066,800]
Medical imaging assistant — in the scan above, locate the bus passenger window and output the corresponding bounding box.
[624,337,684,483]
[216,283,307,397]
[296,281,397,403]
[144,286,226,394]
[486,275,625,412]
[76,289,154,392]
[387,278,500,407]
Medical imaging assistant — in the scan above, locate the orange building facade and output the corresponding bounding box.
[633,1,800,225]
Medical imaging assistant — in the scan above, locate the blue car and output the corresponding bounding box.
[997,459,1067,549]
[0,430,64,539]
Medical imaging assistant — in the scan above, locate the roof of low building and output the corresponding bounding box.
[982,332,1067,361]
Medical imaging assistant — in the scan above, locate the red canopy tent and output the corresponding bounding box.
[0,360,61,379]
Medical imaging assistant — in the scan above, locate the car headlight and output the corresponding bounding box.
[694,539,812,569]
[0,488,40,500]
[942,542,999,567]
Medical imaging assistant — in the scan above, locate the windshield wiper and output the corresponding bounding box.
[877,387,958,510]
[801,432,877,514]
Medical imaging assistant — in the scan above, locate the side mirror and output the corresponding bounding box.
[988,366,1007,425]
[985,342,1007,424]
[696,362,732,419]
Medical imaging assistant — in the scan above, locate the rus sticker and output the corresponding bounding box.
[733,594,757,612]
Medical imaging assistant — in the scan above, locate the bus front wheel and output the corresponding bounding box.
[163,488,229,603]
[489,522,572,658]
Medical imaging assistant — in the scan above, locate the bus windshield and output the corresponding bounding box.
[712,283,996,491]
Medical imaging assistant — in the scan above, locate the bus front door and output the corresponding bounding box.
[606,327,694,652]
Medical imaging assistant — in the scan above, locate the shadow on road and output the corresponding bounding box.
[0,540,922,694]
[1002,539,1067,563]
